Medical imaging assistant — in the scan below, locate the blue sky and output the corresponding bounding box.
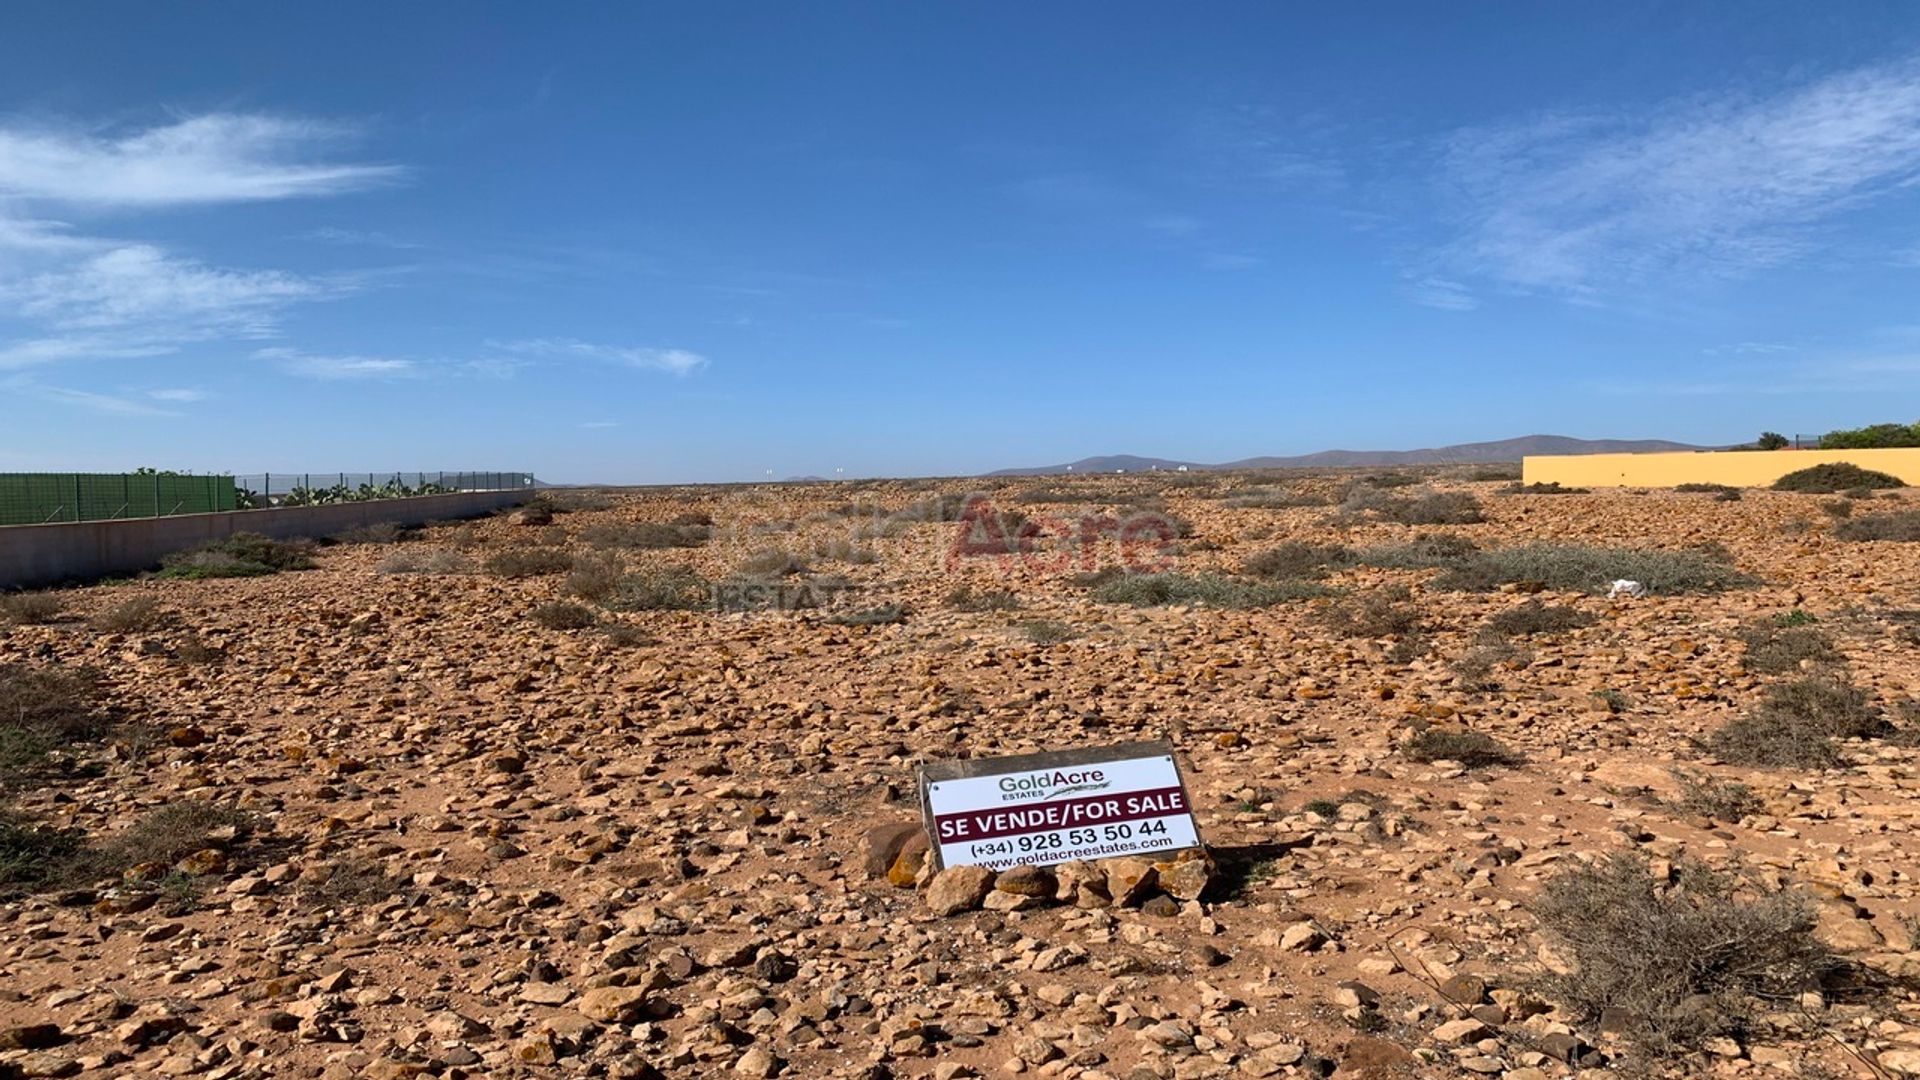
[2,3,1919,482]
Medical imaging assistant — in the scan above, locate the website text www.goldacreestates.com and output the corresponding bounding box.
[955,828,1178,871]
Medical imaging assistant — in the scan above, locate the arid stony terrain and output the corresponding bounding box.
[4,470,1920,1080]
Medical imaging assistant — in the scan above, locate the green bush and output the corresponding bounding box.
[157,533,316,579]
[1771,463,1904,493]
[1816,421,1920,450]
[1735,619,1839,674]
[1351,533,1482,570]
[0,810,89,892]
[1090,572,1327,609]
[1429,544,1751,594]
[0,663,109,782]
[1834,511,1920,542]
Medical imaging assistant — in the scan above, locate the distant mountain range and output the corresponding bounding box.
[986,435,1712,476]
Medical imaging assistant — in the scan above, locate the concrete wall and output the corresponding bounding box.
[0,489,526,589]
[1522,447,1920,489]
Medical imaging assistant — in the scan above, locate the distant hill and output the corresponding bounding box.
[987,435,1711,476]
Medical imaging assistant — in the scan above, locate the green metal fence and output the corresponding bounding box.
[0,473,237,526]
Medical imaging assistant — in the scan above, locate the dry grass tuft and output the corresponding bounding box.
[0,592,65,625]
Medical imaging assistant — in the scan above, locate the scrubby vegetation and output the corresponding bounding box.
[1815,420,1920,449]
[1675,482,1742,500]
[1318,585,1424,638]
[1533,852,1834,1051]
[529,601,598,630]
[944,584,1019,612]
[1402,727,1519,767]
[1833,511,1920,541]
[602,569,712,612]
[1735,617,1840,674]
[1018,620,1078,645]
[1503,481,1589,495]
[1484,600,1594,637]
[483,547,575,578]
[0,592,64,625]
[330,521,410,544]
[376,550,470,575]
[1419,544,1750,594]
[1708,675,1882,767]
[0,662,110,785]
[577,521,711,549]
[1090,572,1326,609]
[827,604,906,627]
[90,596,173,633]
[1772,463,1905,493]
[157,533,316,579]
[1242,541,1353,580]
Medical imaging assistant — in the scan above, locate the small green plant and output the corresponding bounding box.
[1402,727,1520,767]
[1431,544,1751,594]
[529,601,597,630]
[0,663,109,783]
[105,802,251,868]
[1302,799,1340,818]
[0,592,64,625]
[1772,463,1904,493]
[0,810,89,892]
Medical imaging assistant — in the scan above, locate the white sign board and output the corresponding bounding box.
[918,741,1202,871]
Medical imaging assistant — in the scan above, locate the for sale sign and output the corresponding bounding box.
[918,741,1202,872]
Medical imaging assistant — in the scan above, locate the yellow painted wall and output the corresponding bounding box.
[1522,448,1920,488]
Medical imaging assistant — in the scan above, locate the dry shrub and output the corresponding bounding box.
[158,533,315,578]
[331,522,409,544]
[1735,619,1840,674]
[812,537,878,564]
[483,547,574,578]
[1377,490,1484,525]
[827,604,906,627]
[563,551,624,599]
[1450,640,1530,692]
[1242,541,1353,580]
[734,548,808,578]
[529,601,597,630]
[1503,481,1589,495]
[1091,573,1326,609]
[603,569,711,612]
[599,623,656,648]
[105,802,251,868]
[377,550,470,575]
[1319,585,1424,638]
[91,595,173,633]
[1225,489,1329,509]
[173,635,226,665]
[945,584,1019,612]
[1432,544,1751,594]
[1468,465,1522,481]
[0,592,64,625]
[1402,727,1518,767]
[578,521,710,549]
[1533,851,1835,1051]
[301,857,406,909]
[1669,772,1763,822]
[1708,676,1881,767]
[1485,600,1594,637]
[0,663,109,780]
[1019,620,1078,645]
[0,810,89,891]
[1834,511,1920,541]
[1352,533,1481,570]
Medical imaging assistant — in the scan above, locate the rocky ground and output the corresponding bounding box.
[3,471,1920,1079]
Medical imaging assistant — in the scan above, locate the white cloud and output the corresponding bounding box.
[496,337,708,375]
[1407,276,1479,311]
[0,114,402,207]
[147,387,208,402]
[6,244,322,333]
[303,226,419,249]
[0,375,176,415]
[257,347,418,380]
[1438,56,1920,297]
[0,335,173,370]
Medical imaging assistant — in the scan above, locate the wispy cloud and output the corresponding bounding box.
[1406,276,1479,311]
[1437,56,1920,299]
[1,375,177,415]
[257,347,418,380]
[147,387,208,402]
[302,226,419,249]
[0,114,402,206]
[0,113,393,371]
[495,338,708,375]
